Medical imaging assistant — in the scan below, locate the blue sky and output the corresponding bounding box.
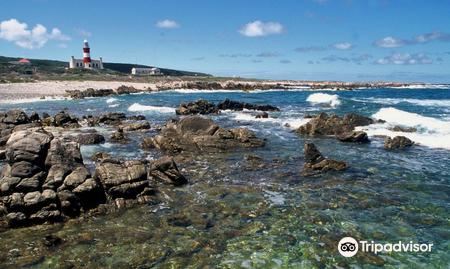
[1,0,450,82]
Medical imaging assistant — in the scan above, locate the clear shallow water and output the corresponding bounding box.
[0,87,449,268]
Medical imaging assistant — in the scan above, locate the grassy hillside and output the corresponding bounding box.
[0,55,211,83]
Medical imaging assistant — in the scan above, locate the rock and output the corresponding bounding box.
[0,110,30,125]
[15,172,45,192]
[66,88,115,99]
[94,159,148,199]
[10,161,41,178]
[50,111,80,128]
[75,133,105,145]
[389,126,417,133]
[302,143,348,176]
[0,149,6,160]
[115,85,140,95]
[337,131,370,143]
[72,178,104,208]
[148,156,187,186]
[6,212,27,227]
[42,235,62,247]
[146,116,265,154]
[176,99,219,115]
[23,191,42,208]
[60,166,91,190]
[7,192,25,211]
[97,113,127,125]
[255,112,269,119]
[120,121,151,132]
[91,152,111,162]
[384,136,414,150]
[5,128,53,165]
[110,128,128,143]
[217,99,280,111]
[57,191,80,217]
[297,112,373,136]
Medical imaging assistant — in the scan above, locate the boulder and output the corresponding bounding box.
[120,121,151,132]
[337,131,370,143]
[75,133,105,145]
[148,156,187,186]
[0,110,30,125]
[302,143,348,176]
[297,112,373,136]
[42,111,80,128]
[115,85,140,95]
[110,128,128,143]
[388,126,417,133]
[145,116,264,154]
[66,88,115,99]
[384,136,414,150]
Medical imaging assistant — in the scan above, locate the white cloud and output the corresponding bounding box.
[375,53,433,65]
[333,42,353,50]
[156,19,179,29]
[239,20,284,37]
[374,36,406,48]
[415,31,450,43]
[76,28,92,37]
[0,18,70,49]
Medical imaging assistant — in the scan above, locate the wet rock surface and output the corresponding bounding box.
[384,136,414,150]
[297,112,373,136]
[302,142,348,176]
[176,98,279,115]
[337,131,370,143]
[143,116,265,154]
[66,85,142,99]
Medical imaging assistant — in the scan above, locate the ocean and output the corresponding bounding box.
[0,86,449,268]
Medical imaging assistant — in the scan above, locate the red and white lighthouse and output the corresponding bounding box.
[83,39,91,65]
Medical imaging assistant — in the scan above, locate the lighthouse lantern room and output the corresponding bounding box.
[69,40,103,69]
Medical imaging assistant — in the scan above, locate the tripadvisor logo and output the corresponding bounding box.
[338,237,433,257]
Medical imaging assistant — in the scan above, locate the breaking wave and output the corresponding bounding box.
[128,103,175,113]
[352,97,450,107]
[306,93,341,107]
[230,111,310,130]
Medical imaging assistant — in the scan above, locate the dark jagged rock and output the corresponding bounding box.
[302,142,348,176]
[255,112,269,119]
[42,111,80,128]
[115,85,140,95]
[176,99,219,115]
[119,121,151,131]
[384,136,414,150]
[143,116,265,154]
[389,126,417,133]
[337,131,370,143]
[217,99,280,112]
[83,112,127,126]
[75,133,105,145]
[110,128,128,143]
[297,112,373,136]
[148,156,187,186]
[0,110,30,125]
[66,88,115,99]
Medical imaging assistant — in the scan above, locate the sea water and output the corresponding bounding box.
[0,87,449,268]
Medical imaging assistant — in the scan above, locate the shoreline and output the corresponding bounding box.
[0,79,447,103]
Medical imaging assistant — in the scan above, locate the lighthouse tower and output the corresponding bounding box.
[83,40,92,68]
[69,40,104,69]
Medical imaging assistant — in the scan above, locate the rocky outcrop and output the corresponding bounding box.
[384,136,414,150]
[42,111,80,128]
[119,121,151,131]
[0,127,187,228]
[66,85,141,99]
[297,113,373,136]
[176,99,219,115]
[217,99,280,112]
[142,116,265,154]
[0,128,104,227]
[175,99,279,115]
[337,131,370,143]
[302,142,348,176]
[83,113,146,126]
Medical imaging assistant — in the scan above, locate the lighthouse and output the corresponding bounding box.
[83,40,91,66]
[69,40,104,69]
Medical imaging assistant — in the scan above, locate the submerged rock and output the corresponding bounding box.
[217,99,280,112]
[110,128,128,143]
[302,142,348,176]
[148,156,187,186]
[384,136,414,150]
[143,116,265,154]
[337,131,370,143]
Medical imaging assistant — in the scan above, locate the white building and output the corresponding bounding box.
[69,40,103,69]
[131,67,161,76]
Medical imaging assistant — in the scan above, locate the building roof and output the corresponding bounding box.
[18,58,31,63]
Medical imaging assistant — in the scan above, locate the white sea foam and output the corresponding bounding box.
[389,84,450,89]
[0,96,67,104]
[128,103,175,113]
[306,93,341,107]
[108,104,119,108]
[165,88,311,94]
[355,107,450,149]
[230,111,310,130]
[106,97,118,104]
[352,97,450,107]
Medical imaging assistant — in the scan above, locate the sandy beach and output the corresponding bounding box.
[0,81,160,103]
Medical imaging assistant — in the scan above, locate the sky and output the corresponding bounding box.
[1,0,450,82]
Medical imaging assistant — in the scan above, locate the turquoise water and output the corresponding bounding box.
[0,87,449,268]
